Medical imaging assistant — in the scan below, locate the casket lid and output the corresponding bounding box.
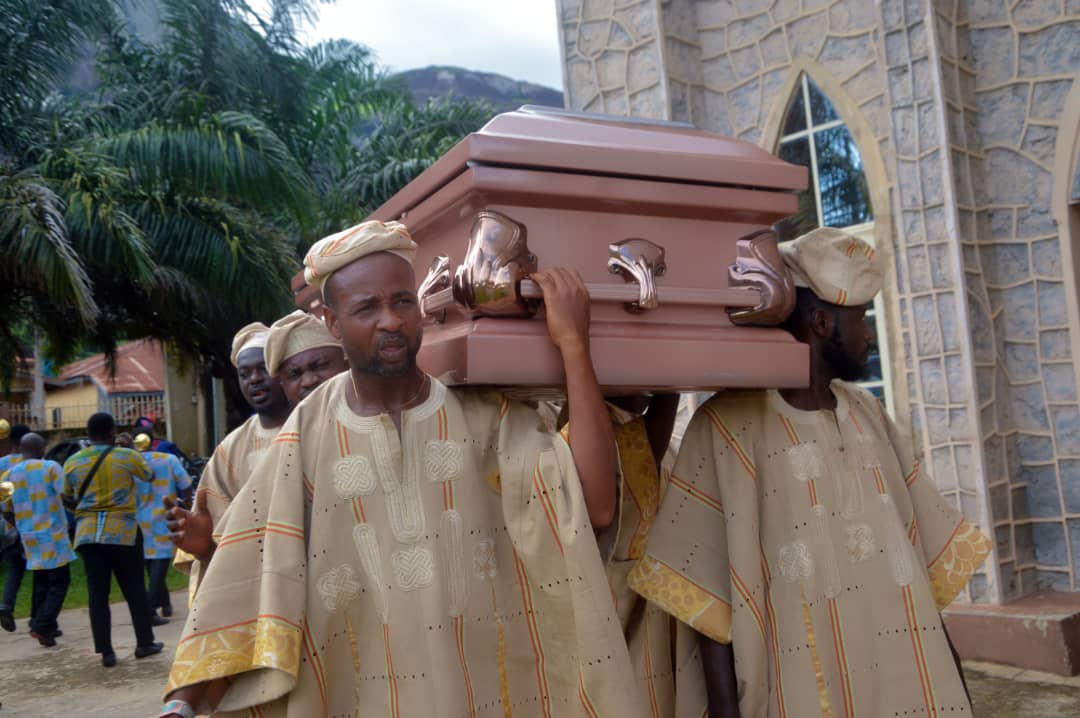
[371,105,806,222]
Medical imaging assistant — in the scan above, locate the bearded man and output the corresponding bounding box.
[629,227,991,717]
[158,220,643,718]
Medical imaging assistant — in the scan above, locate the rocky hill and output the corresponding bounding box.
[393,65,563,113]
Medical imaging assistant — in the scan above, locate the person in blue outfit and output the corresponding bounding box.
[0,433,75,646]
[133,432,191,619]
[0,421,31,632]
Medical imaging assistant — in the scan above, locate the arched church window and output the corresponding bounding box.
[775,75,892,413]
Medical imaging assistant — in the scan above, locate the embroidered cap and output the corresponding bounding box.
[264,310,343,376]
[779,227,884,307]
[230,322,271,368]
[303,220,417,295]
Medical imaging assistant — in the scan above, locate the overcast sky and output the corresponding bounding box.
[299,1,565,90]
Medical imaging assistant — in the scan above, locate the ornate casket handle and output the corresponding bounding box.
[607,238,666,312]
[453,210,539,318]
[727,229,796,326]
[418,254,452,322]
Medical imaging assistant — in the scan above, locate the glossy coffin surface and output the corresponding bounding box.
[297,106,812,393]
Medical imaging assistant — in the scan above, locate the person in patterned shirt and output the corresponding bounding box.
[0,433,75,646]
[134,432,192,620]
[0,421,31,633]
[63,412,163,667]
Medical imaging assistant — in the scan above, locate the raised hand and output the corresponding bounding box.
[165,489,215,561]
[530,267,590,356]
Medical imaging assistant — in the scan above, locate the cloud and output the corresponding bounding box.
[303,0,564,89]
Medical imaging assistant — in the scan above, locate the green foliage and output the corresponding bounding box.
[0,0,494,383]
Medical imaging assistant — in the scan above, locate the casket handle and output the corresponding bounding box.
[606,238,666,312]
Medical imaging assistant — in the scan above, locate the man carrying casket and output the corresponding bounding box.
[630,228,991,717]
[158,220,647,718]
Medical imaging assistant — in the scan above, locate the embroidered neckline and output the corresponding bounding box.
[332,373,446,432]
[766,380,851,424]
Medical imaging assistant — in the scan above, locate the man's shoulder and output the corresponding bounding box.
[700,389,770,418]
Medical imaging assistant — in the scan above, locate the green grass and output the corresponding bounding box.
[0,554,189,619]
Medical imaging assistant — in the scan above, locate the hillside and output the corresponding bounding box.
[393,65,563,114]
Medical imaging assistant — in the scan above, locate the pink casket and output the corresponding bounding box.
[298,106,810,393]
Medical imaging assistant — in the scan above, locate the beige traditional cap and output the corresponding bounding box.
[779,227,884,307]
[134,433,152,452]
[230,322,271,367]
[303,220,416,295]
[0,419,8,440]
[264,310,342,376]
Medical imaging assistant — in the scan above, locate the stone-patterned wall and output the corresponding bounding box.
[963,0,1080,596]
[557,0,1080,600]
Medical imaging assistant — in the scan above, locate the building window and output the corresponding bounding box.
[775,75,893,414]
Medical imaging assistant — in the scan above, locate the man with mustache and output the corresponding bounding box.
[158,220,641,718]
[629,228,991,717]
[171,322,290,595]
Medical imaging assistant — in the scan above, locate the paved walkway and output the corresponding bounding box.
[0,591,186,717]
[3,594,1080,716]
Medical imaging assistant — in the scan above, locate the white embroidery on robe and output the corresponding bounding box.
[426,440,464,483]
[440,510,468,615]
[370,425,426,543]
[316,563,360,613]
[811,504,841,598]
[786,443,823,483]
[353,523,390,623]
[333,455,375,498]
[846,523,876,563]
[779,540,814,583]
[392,545,435,592]
[473,537,498,581]
[879,494,915,586]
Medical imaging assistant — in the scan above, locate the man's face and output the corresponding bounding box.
[278,346,348,406]
[822,303,875,382]
[236,348,289,414]
[323,253,423,377]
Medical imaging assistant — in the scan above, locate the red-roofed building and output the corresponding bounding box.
[45,340,166,429]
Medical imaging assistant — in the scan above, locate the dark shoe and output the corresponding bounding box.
[150,613,170,627]
[101,652,117,667]
[30,630,57,647]
[50,629,62,638]
[134,641,164,658]
[0,609,14,633]
[161,604,173,618]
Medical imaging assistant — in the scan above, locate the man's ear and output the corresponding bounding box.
[809,305,833,340]
[323,303,342,341]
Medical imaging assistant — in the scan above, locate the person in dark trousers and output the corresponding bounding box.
[0,422,31,632]
[0,433,74,646]
[62,412,164,667]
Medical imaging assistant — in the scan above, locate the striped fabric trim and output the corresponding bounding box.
[730,568,767,641]
[514,552,553,718]
[827,597,855,718]
[701,405,756,481]
[763,586,788,718]
[777,414,820,507]
[902,585,939,718]
[578,667,600,718]
[643,608,660,718]
[532,465,563,555]
[454,616,477,717]
[668,474,724,515]
[905,462,920,488]
[383,624,401,718]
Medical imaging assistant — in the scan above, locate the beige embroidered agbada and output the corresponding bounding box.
[173,415,279,589]
[629,381,991,718]
[167,374,646,717]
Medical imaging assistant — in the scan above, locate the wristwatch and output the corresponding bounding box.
[159,699,195,718]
